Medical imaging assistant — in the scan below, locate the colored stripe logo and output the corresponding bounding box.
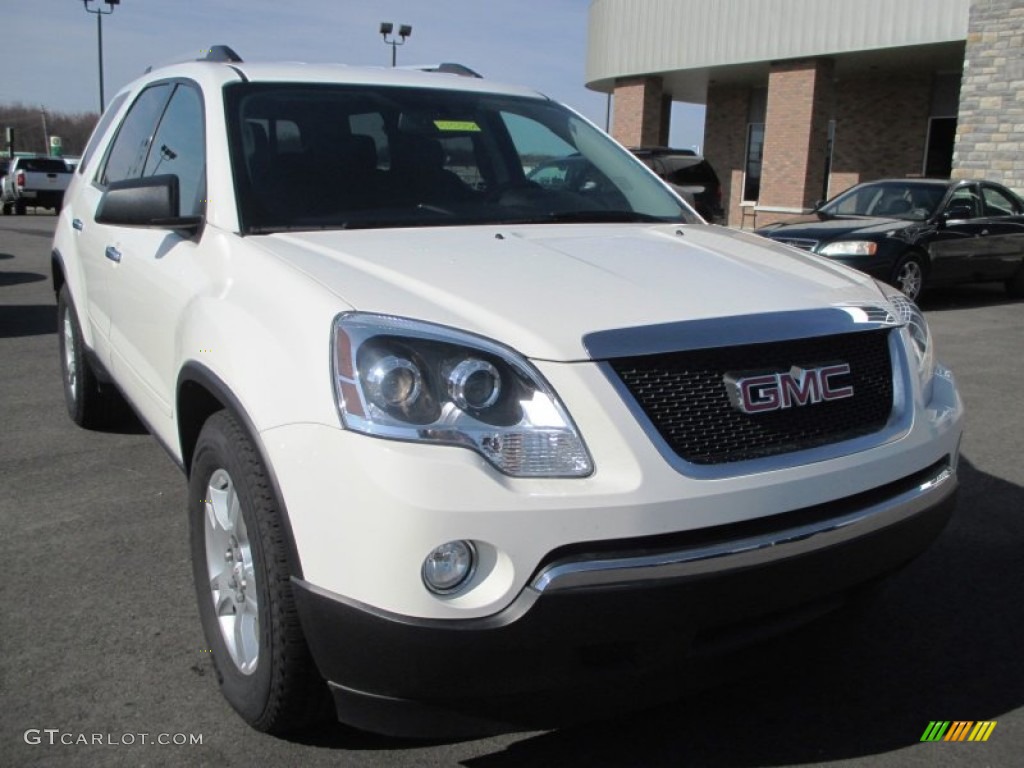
[920,721,997,742]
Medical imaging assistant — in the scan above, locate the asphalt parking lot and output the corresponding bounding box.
[2,211,1022,767]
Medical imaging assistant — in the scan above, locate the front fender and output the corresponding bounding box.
[176,362,306,578]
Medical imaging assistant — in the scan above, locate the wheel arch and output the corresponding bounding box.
[51,248,67,296]
[177,362,304,578]
[903,244,931,272]
[889,246,930,300]
[50,246,102,353]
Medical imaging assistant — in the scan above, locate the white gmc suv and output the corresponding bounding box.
[52,47,963,738]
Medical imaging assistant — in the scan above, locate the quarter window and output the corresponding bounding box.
[79,92,130,175]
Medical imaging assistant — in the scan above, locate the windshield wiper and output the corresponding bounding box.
[504,210,675,225]
[245,210,678,234]
[246,224,343,234]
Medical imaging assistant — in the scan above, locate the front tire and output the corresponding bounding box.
[890,253,925,301]
[189,411,329,735]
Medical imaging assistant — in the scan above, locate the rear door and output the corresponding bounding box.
[976,183,1024,279]
[927,183,993,284]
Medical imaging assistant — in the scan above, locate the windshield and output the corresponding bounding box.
[226,83,692,233]
[819,181,947,221]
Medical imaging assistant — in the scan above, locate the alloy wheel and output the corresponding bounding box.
[63,311,77,401]
[204,469,259,675]
[896,260,923,300]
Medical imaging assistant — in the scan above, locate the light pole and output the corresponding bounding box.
[83,0,120,113]
[379,22,412,68]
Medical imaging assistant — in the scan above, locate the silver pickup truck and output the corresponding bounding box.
[1,155,72,214]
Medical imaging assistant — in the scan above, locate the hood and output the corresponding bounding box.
[757,215,917,242]
[252,224,884,361]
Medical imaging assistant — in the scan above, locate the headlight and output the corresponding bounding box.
[331,313,594,477]
[820,240,878,256]
[878,285,935,401]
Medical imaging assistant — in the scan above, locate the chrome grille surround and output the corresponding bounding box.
[586,306,912,479]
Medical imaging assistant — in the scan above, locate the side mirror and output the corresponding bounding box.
[96,174,202,232]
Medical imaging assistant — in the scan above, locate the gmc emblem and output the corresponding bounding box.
[724,363,854,414]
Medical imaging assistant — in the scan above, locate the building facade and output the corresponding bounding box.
[587,0,1024,227]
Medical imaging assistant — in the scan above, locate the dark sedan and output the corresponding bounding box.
[755,178,1024,301]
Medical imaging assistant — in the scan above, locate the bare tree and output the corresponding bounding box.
[1,103,99,156]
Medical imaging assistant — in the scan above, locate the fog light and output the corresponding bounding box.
[422,540,476,594]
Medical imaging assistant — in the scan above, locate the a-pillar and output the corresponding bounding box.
[757,59,835,226]
[612,76,668,148]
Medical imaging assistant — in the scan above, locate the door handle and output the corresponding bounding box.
[72,218,84,231]
[105,246,122,263]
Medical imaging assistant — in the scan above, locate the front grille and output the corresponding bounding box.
[609,329,894,465]
[773,237,819,251]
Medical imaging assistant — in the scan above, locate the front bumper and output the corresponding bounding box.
[292,456,957,736]
[264,354,962,621]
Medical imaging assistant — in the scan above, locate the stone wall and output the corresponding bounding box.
[953,0,1024,193]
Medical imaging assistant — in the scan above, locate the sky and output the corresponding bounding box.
[2,0,704,150]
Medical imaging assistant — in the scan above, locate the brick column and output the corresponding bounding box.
[758,59,835,225]
[612,76,666,147]
[704,85,751,228]
[953,0,1024,193]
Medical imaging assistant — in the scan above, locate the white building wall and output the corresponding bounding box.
[587,0,970,88]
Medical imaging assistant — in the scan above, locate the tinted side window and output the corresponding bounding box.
[100,84,171,185]
[143,84,206,217]
[981,185,1021,217]
[946,186,981,218]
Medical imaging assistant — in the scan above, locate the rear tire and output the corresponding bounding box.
[189,411,330,735]
[890,253,925,301]
[14,199,26,215]
[58,285,117,429]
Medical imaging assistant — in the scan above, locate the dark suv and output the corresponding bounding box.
[631,147,724,223]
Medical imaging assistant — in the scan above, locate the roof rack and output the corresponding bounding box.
[404,63,483,78]
[145,45,243,73]
[201,45,243,63]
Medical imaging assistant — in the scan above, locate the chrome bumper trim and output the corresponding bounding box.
[531,462,955,593]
